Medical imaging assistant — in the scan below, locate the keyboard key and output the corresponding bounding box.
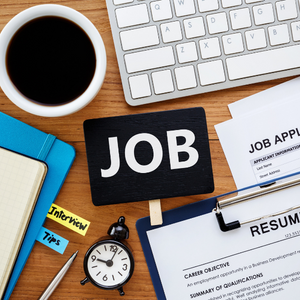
[230,8,251,30]
[221,0,242,8]
[197,0,219,12]
[115,4,149,28]
[268,24,290,46]
[150,0,173,21]
[199,37,221,59]
[124,46,175,73]
[120,26,159,51]
[113,0,133,5]
[183,17,205,38]
[245,0,263,3]
[222,33,244,54]
[152,70,174,94]
[173,0,195,17]
[161,21,183,43]
[198,60,225,86]
[245,28,267,50]
[207,12,229,34]
[176,42,198,63]
[226,45,300,80]
[291,21,300,41]
[276,0,298,21]
[128,74,151,99]
[253,4,275,25]
[174,66,197,90]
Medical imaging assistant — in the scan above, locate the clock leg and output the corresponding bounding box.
[80,277,90,285]
[117,287,125,296]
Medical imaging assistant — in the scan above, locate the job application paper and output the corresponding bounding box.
[215,96,300,189]
[147,184,300,300]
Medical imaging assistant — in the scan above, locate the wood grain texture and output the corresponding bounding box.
[0,1,294,299]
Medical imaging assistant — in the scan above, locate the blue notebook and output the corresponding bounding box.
[0,112,76,300]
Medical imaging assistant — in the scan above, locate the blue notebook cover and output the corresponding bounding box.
[0,112,76,300]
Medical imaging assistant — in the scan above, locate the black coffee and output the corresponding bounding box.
[6,16,96,106]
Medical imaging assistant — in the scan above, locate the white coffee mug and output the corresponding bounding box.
[0,4,106,117]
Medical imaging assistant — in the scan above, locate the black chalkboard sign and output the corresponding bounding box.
[83,107,214,206]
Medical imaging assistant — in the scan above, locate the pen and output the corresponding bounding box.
[38,250,78,300]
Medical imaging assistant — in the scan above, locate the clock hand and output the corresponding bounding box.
[97,258,114,267]
[110,250,117,261]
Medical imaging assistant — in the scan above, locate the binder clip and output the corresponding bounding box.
[214,174,300,232]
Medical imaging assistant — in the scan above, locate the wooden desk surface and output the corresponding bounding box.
[0,1,292,299]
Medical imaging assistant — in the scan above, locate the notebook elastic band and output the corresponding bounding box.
[37,134,56,160]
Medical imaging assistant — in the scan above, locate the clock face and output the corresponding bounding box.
[85,240,134,289]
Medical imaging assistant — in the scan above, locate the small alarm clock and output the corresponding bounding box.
[80,216,134,296]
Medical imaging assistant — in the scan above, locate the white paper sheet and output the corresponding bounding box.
[147,183,300,300]
[228,77,300,118]
[215,96,300,189]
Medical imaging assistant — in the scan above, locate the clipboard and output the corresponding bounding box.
[136,172,300,300]
[136,196,216,300]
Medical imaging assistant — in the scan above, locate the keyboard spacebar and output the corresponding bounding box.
[227,45,300,80]
[124,46,175,73]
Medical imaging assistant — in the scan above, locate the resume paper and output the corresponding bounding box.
[147,184,300,300]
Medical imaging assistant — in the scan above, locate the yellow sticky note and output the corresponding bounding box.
[47,204,90,236]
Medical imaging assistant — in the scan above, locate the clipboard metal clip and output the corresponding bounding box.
[213,174,300,232]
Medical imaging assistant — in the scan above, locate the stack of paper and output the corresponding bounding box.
[215,77,300,189]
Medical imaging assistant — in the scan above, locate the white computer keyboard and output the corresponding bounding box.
[105,0,300,106]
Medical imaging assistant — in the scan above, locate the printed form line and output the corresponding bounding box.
[183,234,300,272]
